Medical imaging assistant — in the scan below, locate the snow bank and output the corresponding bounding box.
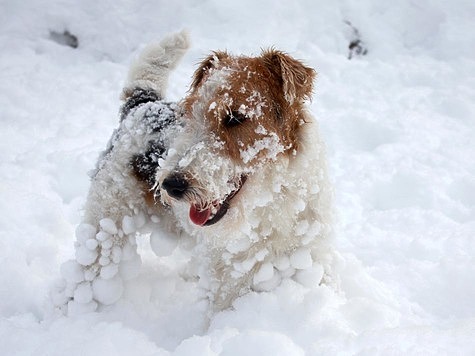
[1,0,474,354]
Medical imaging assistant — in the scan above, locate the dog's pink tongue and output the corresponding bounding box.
[189,204,211,226]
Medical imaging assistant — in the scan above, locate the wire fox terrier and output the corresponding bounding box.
[55,31,336,315]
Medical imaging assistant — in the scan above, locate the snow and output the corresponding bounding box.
[289,248,313,270]
[92,275,124,306]
[1,0,475,355]
[75,245,98,266]
[253,262,274,285]
[150,229,179,257]
[239,132,285,164]
[99,218,118,235]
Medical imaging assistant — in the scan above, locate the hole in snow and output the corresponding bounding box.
[49,30,79,49]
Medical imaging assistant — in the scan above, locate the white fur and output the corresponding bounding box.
[157,63,336,310]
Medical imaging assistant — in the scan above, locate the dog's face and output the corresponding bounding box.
[158,50,315,227]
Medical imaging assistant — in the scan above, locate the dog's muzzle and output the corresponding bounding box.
[161,173,247,227]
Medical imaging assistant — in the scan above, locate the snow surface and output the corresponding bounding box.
[1,0,475,354]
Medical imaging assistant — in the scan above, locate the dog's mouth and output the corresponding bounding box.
[189,176,247,226]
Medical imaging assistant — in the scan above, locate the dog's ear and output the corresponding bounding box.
[191,51,229,89]
[261,49,316,105]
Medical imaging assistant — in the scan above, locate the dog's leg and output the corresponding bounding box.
[54,31,189,315]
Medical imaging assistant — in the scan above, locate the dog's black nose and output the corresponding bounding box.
[161,174,189,199]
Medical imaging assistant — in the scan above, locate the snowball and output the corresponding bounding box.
[99,218,118,234]
[101,239,113,249]
[96,231,111,242]
[60,260,85,283]
[255,249,269,262]
[290,248,313,270]
[253,270,282,292]
[253,263,274,284]
[150,230,178,257]
[84,269,97,281]
[119,255,142,280]
[99,256,110,266]
[75,245,98,266]
[294,220,309,236]
[75,223,96,244]
[85,238,98,250]
[293,198,306,212]
[273,255,290,272]
[111,245,122,263]
[234,257,257,273]
[92,275,124,305]
[100,263,119,279]
[73,282,93,304]
[121,215,136,235]
[67,299,97,316]
[294,264,324,288]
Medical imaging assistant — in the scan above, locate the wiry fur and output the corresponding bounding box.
[57,32,336,315]
[158,49,336,310]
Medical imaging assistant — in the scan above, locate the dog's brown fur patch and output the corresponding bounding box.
[182,50,316,164]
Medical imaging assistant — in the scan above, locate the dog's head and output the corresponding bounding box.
[157,50,316,227]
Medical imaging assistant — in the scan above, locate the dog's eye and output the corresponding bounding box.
[223,111,247,127]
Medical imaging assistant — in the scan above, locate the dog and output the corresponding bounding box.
[54,31,336,315]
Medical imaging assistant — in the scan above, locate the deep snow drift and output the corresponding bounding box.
[1,0,474,355]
